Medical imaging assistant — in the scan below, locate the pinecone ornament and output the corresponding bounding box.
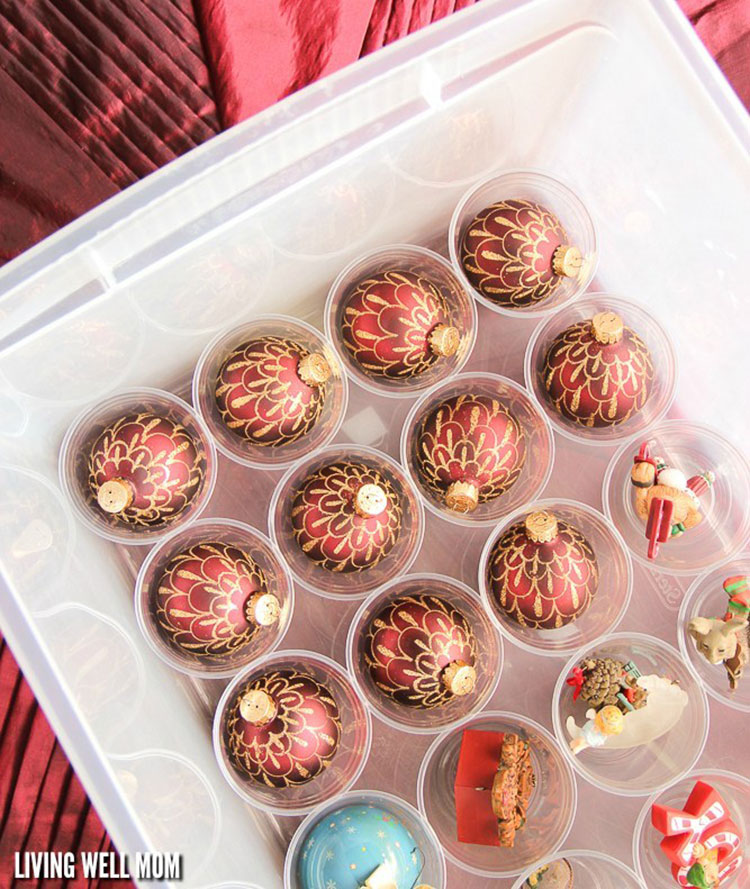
[576,657,648,712]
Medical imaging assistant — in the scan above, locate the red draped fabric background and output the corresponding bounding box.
[0,0,747,885]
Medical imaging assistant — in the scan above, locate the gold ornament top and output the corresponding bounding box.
[96,478,133,514]
[239,689,278,725]
[246,591,281,627]
[429,324,460,358]
[297,352,332,386]
[591,311,624,344]
[445,480,480,514]
[551,245,583,278]
[442,660,477,696]
[524,511,559,544]
[355,483,388,518]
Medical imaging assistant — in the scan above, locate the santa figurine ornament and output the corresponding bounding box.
[363,593,478,709]
[630,441,715,560]
[542,311,654,427]
[291,461,402,573]
[340,269,462,381]
[215,335,330,448]
[415,393,526,514]
[222,668,341,787]
[154,541,280,665]
[460,199,583,308]
[88,411,205,528]
[486,510,599,630]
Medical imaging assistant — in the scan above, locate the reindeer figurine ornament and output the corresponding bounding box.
[688,575,750,691]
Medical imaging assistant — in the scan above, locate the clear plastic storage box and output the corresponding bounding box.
[0,1,748,887]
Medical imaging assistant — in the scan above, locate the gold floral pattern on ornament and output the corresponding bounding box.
[155,541,268,661]
[291,461,402,573]
[224,669,341,788]
[87,412,205,526]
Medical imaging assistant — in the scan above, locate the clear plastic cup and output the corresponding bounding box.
[135,518,294,677]
[418,711,576,878]
[213,650,371,817]
[511,849,642,889]
[552,633,709,797]
[634,769,750,889]
[479,499,633,657]
[284,789,447,889]
[525,294,678,445]
[269,444,424,599]
[679,554,750,713]
[324,245,477,398]
[59,388,217,545]
[603,420,750,575]
[192,315,348,470]
[346,573,503,734]
[449,169,597,318]
[401,372,554,528]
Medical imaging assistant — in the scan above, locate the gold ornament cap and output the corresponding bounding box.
[442,660,477,696]
[239,689,277,726]
[355,483,388,518]
[525,511,559,544]
[591,311,624,345]
[97,478,134,514]
[552,244,583,278]
[297,352,331,387]
[429,324,460,358]
[445,480,479,513]
[246,592,281,627]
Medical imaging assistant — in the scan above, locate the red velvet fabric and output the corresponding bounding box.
[0,1,747,887]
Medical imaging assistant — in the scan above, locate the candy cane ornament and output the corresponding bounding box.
[652,781,743,888]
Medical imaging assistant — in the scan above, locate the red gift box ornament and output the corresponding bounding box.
[364,593,478,709]
[291,461,402,573]
[460,199,582,308]
[223,668,341,787]
[415,393,526,514]
[215,336,331,447]
[454,730,536,848]
[631,444,715,560]
[542,311,654,427]
[652,780,744,888]
[688,574,750,691]
[88,412,205,527]
[155,541,280,663]
[486,510,599,629]
[341,269,461,379]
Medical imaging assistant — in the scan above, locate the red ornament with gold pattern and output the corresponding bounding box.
[364,593,478,709]
[155,541,280,663]
[340,269,461,379]
[291,461,402,573]
[486,511,599,630]
[215,336,330,447]
[542,311,654,427]
[461,199,582,308]
[223,668,341,787]
[415,393,526,513]
[88,412,205,527]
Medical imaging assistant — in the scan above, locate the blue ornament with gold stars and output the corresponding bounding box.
[297,802,429,889]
